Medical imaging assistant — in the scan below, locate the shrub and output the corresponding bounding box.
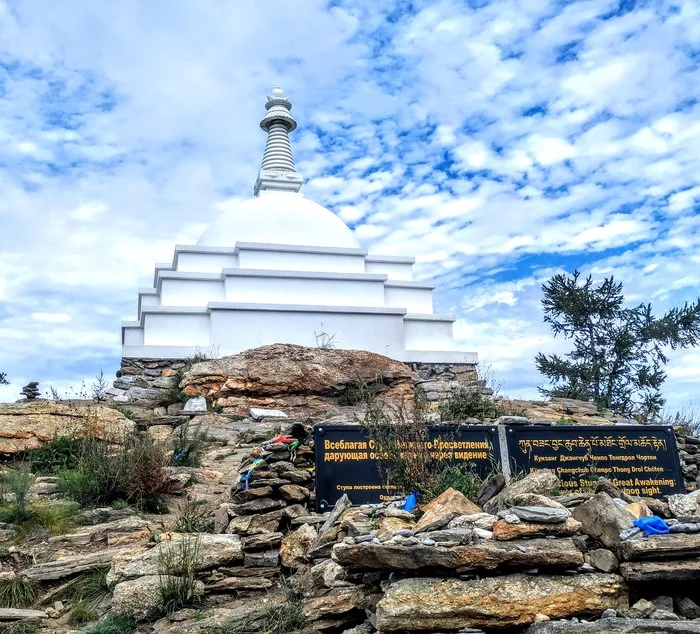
[68,600,99,625]
[173,500,213,533]
[27,436,88,475]
[171,422,207,467]
[58,434,175,512]
[207,592,305,634]
[157,368,188,408]
[0,464,34,523]
[438,388,502,421]
[47,568,110,608]
[158,537,202,615]
[86,616,137,634]
[0,578,38,608]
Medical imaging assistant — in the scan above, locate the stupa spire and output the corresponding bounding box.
[254,85,304,196]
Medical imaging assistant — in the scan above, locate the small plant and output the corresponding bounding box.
[438,388,502,421]
[557,416,575,426]
[173,500,212,533]
[0,578,38,608]
[85,616,137,634]
[112,406,136,421]
[68,600,99,625]
[314,323,337,349]
[27,436,88,474]
[206,591,305,634]
[0,621,40,634]
[0,464,34,523]
[337,381,383,406]
[47,568,110,608]
[158,537,202,616]
[91,370,109,401]
[157,368,188,408]
[171,422,208,467]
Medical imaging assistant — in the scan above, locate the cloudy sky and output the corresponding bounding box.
[0,0,698,410]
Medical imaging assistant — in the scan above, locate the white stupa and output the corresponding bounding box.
[121,87,476,365]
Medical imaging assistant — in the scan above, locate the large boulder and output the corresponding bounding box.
[111,575,204,620]
[375,573,627,631]
[572,493,635,549]
[179,344,415,416]
[483,470,560,514]
[0,400,135,453]
[414,487,482,533]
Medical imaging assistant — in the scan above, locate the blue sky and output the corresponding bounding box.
[0,0,699,410]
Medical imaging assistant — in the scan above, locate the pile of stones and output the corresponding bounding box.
[677,432,700,492]
[20,381,40,400]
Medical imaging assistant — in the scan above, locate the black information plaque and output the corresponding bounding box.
[506,425,684,498]
[314,424,500,511]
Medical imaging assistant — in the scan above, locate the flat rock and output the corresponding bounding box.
[375,573,627,631]
[332,537,584,572]
[509,506,570,523]
[0,400,135,453]
[493,517,581,541]
[676,597,700,619]
[475,474,506,506]
[21,549,131,582]
[484,470,559,514]
[280,523,317,568]
[526,619,700,633]
[183,396,207,412]
[572,493,634,549]
[242,532,283,551]
[0,609,48,621]
[590,548,619,573]
[108,534,243,583]
[618,533,700,561]
[226,509,283,535]
[206,576,274,592]
[230,498,285,515]
[415,488,482,533]
[249,407,288,420]
[620,559,700,581]
[112,575,204,620]
[669,491,700,518]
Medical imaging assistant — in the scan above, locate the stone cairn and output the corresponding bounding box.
[20,381,40,400]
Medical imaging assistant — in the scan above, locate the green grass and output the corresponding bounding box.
[68,600,99,625]
[0,578,38,608]
[26,436,89,474]
[171,422,208,467]
[173,500,212,533]
[112,406,136,421]
[158,537,202,616]
[0,621,41,634]
[206,594,306,634]
[0,464,34,523]
[85,616,137,634]
[557,416,575,425]
[46,568,110,608]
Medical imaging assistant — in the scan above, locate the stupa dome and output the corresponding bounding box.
[197,192,361,249]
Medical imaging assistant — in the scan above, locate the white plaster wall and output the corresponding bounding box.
[237,249,365,274]
[123,327,144,345]
[209,308,406,357]
[365,261,414,281]
[384,286,433,313]
[143,313,211,347]
[403,318,455,351]
[224,275,385,307]
[176,252,238,273]
[160,279,224,307]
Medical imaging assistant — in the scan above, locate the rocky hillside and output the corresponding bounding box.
[2,346,700,634]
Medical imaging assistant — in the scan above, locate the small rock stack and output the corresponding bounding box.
[20,381,40,400]
[677,431,700,492]
[213,422,318,590]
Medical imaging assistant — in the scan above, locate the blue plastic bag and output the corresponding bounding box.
[403,492,419,512]
[633,516,670,536]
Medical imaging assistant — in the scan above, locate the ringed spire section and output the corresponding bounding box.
[254,85,304,196]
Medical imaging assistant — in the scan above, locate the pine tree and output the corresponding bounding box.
[535,270,700,419]
[0,372,7,385]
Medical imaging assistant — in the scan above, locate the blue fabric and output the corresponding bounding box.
[403,492,419,512]
[633,516,670,536]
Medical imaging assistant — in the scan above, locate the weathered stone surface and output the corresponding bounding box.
[620,559,700,581]
[449,513,497,531]
[377,516,414,539]
[279,524,317,568]
[669,490,700,518]
[590,548,619,573]
[484,470,560,514]
[526,619,700,633]
[492,517,581,541]
[241,532,282,551]
[375,573,627,631]
[108,534,242,583]
[302,587,364,624]
[0,609,48,621]
[48,516,149,547]
[308,494,352,558]
[244,551,279,567]
[502,397,634,426]
[278,484,309,503]
[111,575,204,620]
[226,509,282,535]
[509,506,570,523]
[475,474,506,506]
[595,477,635,503]
[206,576,274,592]
[333,537,583,572]
[0,400,135,453]
[180,344,415,416]
[414,488,482,533]
[21,549,130,581]
[310,559,352,588]
[676,596,700,619]
[572,493,634,549]
[231,498,285,515]
[510,493,567,509]
[618,533,700,561]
